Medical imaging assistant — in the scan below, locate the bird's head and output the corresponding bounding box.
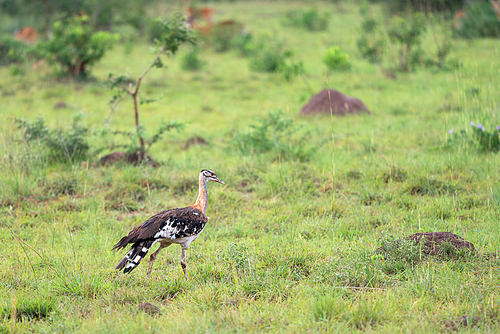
[200,169,225,185]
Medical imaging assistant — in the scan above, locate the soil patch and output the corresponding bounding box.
[54,101,69,109]
[300,89,371,115]
[377,232,476,258]
[138,303,161,316]
[99,152,159,167]
[184,136,209,150]
[445,315,480,331]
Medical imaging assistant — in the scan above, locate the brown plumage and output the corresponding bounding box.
[113,169,225,278]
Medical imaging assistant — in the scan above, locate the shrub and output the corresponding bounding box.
[180,48,205,71]
[37,14,118,77]
[387,12,427,72]
[283,9,330,31]
[358,11,454,71]
[453,2,500,39]
[279,60,304,82]
[233,110,312,161]
[210,22,244,53]
[323,46,351,71]
[231,31,255,57]
[249,40,289,73]
[15,113,90,165]
[0,35,29,66]
[357,18,385,64]
[248,38,303,81]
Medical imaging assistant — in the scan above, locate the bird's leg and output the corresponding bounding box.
[147,243,170,278]
[180,247,188,279]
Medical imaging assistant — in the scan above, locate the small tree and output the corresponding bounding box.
[107,14,195,162]
[357,17,385,64]
[38,14,118,77]
[323,46,351,71]
[387,12,426,72]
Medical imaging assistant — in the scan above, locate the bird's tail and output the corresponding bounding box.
[115,240,157,274]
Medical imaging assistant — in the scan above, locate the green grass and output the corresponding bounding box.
[1,1,500,332]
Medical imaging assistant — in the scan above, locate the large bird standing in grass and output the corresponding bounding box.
[113,169,225,278]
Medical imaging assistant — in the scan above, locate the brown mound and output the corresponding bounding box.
[99,152,159,167]
[138,302,161,316]
[445,315,480,331]
[377,232,476,257]
[301,89,371,115]
[184,136,209,150]
[54,102,69,109]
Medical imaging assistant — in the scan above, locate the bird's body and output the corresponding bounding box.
[113,169,224,278]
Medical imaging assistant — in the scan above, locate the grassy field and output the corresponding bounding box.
[1,1,500,332]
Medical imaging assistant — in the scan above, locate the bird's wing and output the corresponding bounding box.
[112,207,208,250]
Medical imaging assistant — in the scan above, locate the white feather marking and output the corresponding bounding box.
[134,255,141,263]
[142,247,148,252]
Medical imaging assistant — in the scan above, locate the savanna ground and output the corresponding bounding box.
[1,1,500,332]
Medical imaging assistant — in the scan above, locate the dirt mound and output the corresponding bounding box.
[377,232,476,258]
[99,152,159,167]
[54,102,69,109]
[300,89,371,115]
[184,136,209,150]
[445,315,480,331]
[407,232,475,255]
[138,302,161,316]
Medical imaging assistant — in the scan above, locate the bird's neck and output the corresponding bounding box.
[193,176,208,214]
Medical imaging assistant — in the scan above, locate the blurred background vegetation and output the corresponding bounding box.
[1,0,500,331]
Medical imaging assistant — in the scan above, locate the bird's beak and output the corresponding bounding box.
[215,177,225,185]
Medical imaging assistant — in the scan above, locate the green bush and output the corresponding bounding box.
[233,110,312,161]
[231,31,254,57]
[249,46,287,73]
[211,22,244,53]
[248,38,303,80]
[357,17,385,64]
[249,38,291,73]
[15,113,91,165]
[283,9,330,31]
[358,10,454,71]
[0,35,29,66]
[180,48,205,71]
[453,2,500,39]
[280,60,304,81]
[323,46,351,71]
[387,12,427,72]
[37,14,118,77]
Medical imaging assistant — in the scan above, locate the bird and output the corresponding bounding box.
[113,169,225,278]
